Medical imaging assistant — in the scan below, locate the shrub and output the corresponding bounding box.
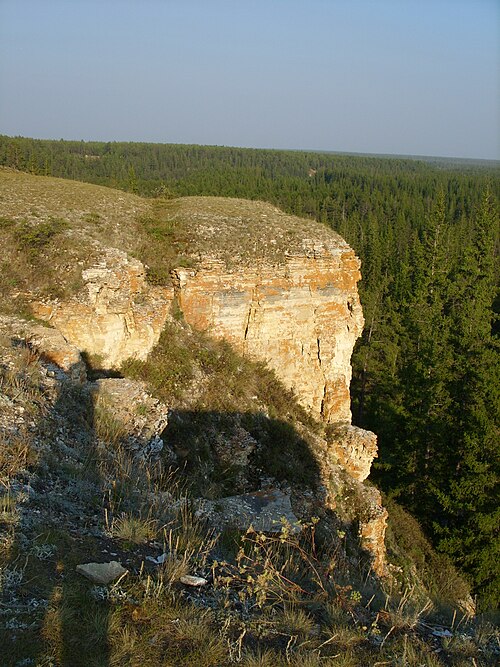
[384,497,471,617]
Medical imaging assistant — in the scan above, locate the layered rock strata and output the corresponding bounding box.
[22,195,387,575]
[173,239,363,424]
[325,424,378,482]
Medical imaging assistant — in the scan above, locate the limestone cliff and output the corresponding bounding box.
[32,246,173,368]
[31,196,365,427]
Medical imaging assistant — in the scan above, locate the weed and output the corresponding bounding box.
[121,322,194,402]
[381,587,433,631]
[0,215,16,228]
[383,635,443,667]
[159,553,191,584]
[15,217,68,253]
[93,399,128,447]
[82,212,101,224]
[109,599,227,667]
[0,429,38,485]
[163,498,218,562]
[225,520,328,609]
[241,649,281,667]
[0,564,24,592]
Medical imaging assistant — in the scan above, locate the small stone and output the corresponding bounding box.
[76,561,127,585]
[180,575,208,587]
[196,488,301,534]
[432,628,453,638]
[146,552,167,565]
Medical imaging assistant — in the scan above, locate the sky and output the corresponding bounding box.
[0,0,498,159]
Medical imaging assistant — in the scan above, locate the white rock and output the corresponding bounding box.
[76,561,127,585]
[146,552,168,565]
[180,575,208,587]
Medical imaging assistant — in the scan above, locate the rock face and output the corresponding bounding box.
[173,239,363,424]
[32,247,173,368]
[26,324,87,383]
[28,199,365,428]
[358,487,389,578]
[93,377,173,463]
[0,316,86,383]
[19,194,386,574]
[325,424,378,482]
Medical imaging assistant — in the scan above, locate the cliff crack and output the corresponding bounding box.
[316,338,321,366]
[243,303,253,340]
[320,383,326,418]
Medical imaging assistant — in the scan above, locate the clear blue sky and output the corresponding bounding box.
[0,0,498,159]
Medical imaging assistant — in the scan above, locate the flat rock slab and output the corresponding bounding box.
[76,561,128,585]
[197,488,300,534]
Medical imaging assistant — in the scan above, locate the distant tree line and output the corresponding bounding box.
[1,135,498,610]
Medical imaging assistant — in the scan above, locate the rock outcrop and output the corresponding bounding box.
[32,247,173,368]
[93,377,173,464]
[196,488,300,534]
[325,424,378,482]
[0,316,87,383]
[8,187,385,575]
[29,197,366,428]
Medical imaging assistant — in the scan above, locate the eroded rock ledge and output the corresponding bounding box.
[32,246,173,368]
[32,214,365,427]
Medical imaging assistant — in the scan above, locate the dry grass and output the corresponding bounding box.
[111,513,158,545]
[108,598,227,667]
[1,167,494,667]
[0,167,149,250]
[93,398,129,447]
[275,606,316,639]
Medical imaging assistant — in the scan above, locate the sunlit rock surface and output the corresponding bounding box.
[32,247,173,368]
